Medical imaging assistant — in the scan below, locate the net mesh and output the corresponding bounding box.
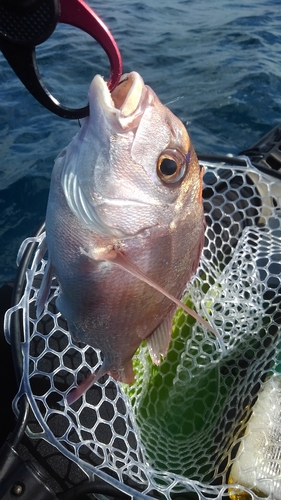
[4,158,281,500]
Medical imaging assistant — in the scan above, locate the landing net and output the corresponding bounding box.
[4,158,281,499]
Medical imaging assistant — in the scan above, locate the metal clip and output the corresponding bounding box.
[0,0,122,118]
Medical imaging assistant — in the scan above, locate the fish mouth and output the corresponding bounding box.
[88,72,149,130]
[61,72,157,239]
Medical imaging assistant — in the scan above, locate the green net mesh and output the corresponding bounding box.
[4,158,281,499]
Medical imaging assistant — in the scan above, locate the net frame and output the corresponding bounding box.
[4,157,281,500]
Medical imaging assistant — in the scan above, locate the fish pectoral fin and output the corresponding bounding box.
[106,249,219,338]
[147,310,175,365]
[36,259,53,318]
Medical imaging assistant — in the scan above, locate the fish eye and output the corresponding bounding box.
[157,148,188,184]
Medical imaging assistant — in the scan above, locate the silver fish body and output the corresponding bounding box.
[38,72,204,395]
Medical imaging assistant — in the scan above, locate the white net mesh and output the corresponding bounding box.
[4,158,281,499]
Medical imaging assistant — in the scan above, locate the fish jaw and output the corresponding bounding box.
[88,71,150,131]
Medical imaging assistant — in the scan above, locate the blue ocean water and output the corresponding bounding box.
[1,0,281,284]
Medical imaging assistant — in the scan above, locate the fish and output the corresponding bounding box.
[37,71,208,405]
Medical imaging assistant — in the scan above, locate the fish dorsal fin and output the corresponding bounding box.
[36,258,53,318]
[107,250,218,338]
[147,310,175,365]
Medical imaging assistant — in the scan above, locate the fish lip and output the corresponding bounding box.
[88,72,148,130]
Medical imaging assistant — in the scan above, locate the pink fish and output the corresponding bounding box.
[37,72,209,404]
